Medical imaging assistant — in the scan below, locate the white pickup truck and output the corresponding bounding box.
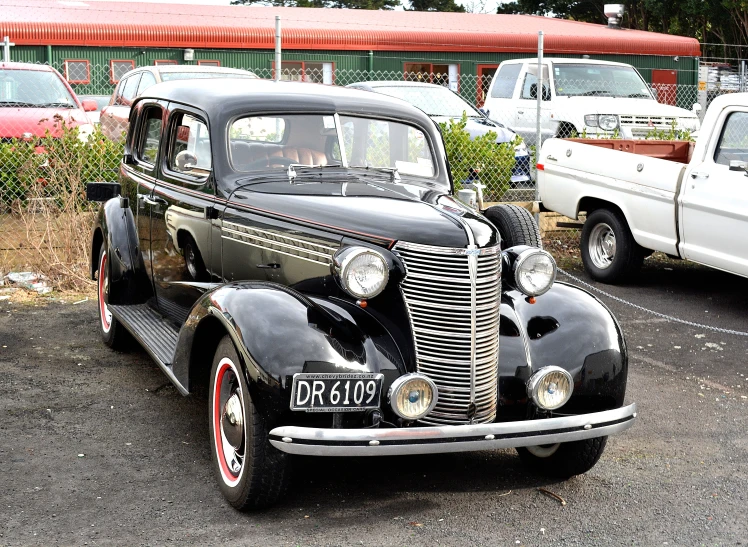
[537,93,748,283]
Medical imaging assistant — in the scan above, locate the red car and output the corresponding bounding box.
[0,62,97,141]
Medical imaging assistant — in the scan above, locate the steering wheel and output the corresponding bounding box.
[246,157,295,169]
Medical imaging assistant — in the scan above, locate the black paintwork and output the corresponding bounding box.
[90,78,628,429]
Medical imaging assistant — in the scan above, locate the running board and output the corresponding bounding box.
[108,304,188,395]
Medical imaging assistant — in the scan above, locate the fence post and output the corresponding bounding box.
[2,36,14,62]
[274,16,281,82]
[535,31,544,209]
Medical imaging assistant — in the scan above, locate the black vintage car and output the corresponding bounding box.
[88,78,636,510]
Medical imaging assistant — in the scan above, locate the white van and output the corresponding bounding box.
[482,58,700,143]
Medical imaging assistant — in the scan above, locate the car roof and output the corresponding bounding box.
[349,81,453,90]
[0,62,56,72]
[153,65,257,76]
[502,58,631,67]
[136,78,437,127]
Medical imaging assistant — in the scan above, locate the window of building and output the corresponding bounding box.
[197,60,221,67]
[154,60,178,66]
[274,61,334,85]
[110,60,135,84]
[403,63,459,92]
[63,60,90,84]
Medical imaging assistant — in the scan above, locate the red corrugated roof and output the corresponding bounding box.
[1,0,701,56]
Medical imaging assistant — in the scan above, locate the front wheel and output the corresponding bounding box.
[516,437,608,478]
[581,208,644,283]
[97,246,132,350]
[209,335,290,510]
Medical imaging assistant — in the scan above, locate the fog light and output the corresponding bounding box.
[527,366,573,410]
[389,373,438,421]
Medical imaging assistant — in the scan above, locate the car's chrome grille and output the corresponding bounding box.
[394,241,501,425]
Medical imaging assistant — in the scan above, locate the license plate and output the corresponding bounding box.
[290,373,384,412]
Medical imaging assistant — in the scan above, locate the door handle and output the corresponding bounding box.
[517,110,524,114]
[137,194,166,206]
[690,171,709,179]
[256,263,281,269]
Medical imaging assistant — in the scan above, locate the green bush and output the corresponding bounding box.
[438,113,519,201]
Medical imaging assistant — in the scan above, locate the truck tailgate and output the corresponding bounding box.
[538,139,686,255]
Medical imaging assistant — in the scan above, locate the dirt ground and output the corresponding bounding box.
[1,258,747,546]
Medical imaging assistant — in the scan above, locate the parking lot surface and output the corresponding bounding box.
[1,258,746,546]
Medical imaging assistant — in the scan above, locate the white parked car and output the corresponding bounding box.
[537,92,748,283]
[482,58,701,142]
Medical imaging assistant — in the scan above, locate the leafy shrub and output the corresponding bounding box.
[438,113,519,201]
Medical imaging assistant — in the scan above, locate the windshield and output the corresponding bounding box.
[229,114,435,178]
[160,71,256,82]
[553,64,654,98]
[371,85,481,118]
[0,68,76,107]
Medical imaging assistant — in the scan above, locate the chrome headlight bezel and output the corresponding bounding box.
[388,373,438,421]
[333,246,390,300]
[598,114,619,131]
[584,114,599,127]
[527,366,574,410]
[512,248,557,297]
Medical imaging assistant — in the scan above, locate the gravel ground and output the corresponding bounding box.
[1,258,747,546]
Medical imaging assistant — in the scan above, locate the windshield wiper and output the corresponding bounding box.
[625,93,652,98]
[0,100,35,107]
[287,163,343,183]
[35,102,75,108]
[581,90,614,96]
[350,165,400,182]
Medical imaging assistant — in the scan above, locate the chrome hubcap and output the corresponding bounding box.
[526,443,561,458]
[588,223,616,270]
[222,393,244,449]
[185,244,198,279]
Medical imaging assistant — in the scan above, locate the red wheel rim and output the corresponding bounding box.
[99,250,112,333]
[213,357,245,487]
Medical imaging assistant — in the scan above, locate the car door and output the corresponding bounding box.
[149,105,216,325]
[680,108,748,276]
[102,71,142,141]
[128,101,167,305]
[514,63,552,146]
[483,62,521,133]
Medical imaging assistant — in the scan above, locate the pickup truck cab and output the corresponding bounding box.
[538,93,748,283]
[482,58,700,142]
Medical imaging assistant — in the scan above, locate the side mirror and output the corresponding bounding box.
[175,150,198,171]
[123,153,136,165]
[651,88,659,101]
[729,160,747,172]
[81,100,98,112]
[692,103,703,113]
[86,182,121,202]
[479,108,490,118]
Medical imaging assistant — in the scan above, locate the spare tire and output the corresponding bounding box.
[483,204,542,249]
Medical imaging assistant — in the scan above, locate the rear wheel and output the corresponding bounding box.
[209,335,290,510]
[516,437,608,478]
[97,246,132,350]
[484,204,542,250]
[581,208,644,283]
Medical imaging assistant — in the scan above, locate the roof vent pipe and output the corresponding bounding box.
[604,4,625,29]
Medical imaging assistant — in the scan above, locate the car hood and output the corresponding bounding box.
[0,107,90,138]
[562,97,697,117]
[231,176,498,249]
[431,115,519,144]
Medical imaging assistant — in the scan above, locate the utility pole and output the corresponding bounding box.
[274,17,281,82]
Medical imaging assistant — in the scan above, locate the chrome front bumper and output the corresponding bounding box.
[269,403,637,456]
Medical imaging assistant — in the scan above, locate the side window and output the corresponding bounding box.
[490,63,522,98]
[520,65,550,100]
[168,112,212,179]
[714,111,748,166]
[136,72,157,97]
[138,107,163,164]
[121,73,141,105]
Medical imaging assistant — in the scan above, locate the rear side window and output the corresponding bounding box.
[136,72,157,96]
[714,111,748,166]
[490,63,522,99]
[121,74,141,104]
[138,106,163,164]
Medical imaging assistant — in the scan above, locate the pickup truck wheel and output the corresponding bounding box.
[581,208,643,283]
[97,246,132,350]
[209,335,290,510]
[484,204,542,250]
[516,436,608,478]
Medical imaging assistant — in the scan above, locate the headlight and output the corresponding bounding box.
[389,373,438,421]
[514,140,528,154]
[598,114,619,131]
[680,117,700,131]
[527,366,573,410]
[584,114,599,127]
[513,248,556,296]
[77,123,95,143]
[334,247,389,299]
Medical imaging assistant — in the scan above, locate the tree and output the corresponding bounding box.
[408,0,466,12]
[230,0,400,8]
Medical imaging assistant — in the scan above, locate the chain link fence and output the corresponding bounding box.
[0,61,740,288]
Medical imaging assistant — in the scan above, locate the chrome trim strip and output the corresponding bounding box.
[269,404,637,456]
[222,221,338,254]
[395,240,502,256]
[221,227,335,260]
[220,235,332,266]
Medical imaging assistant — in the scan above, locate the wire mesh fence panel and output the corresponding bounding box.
[1,61,744,288]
